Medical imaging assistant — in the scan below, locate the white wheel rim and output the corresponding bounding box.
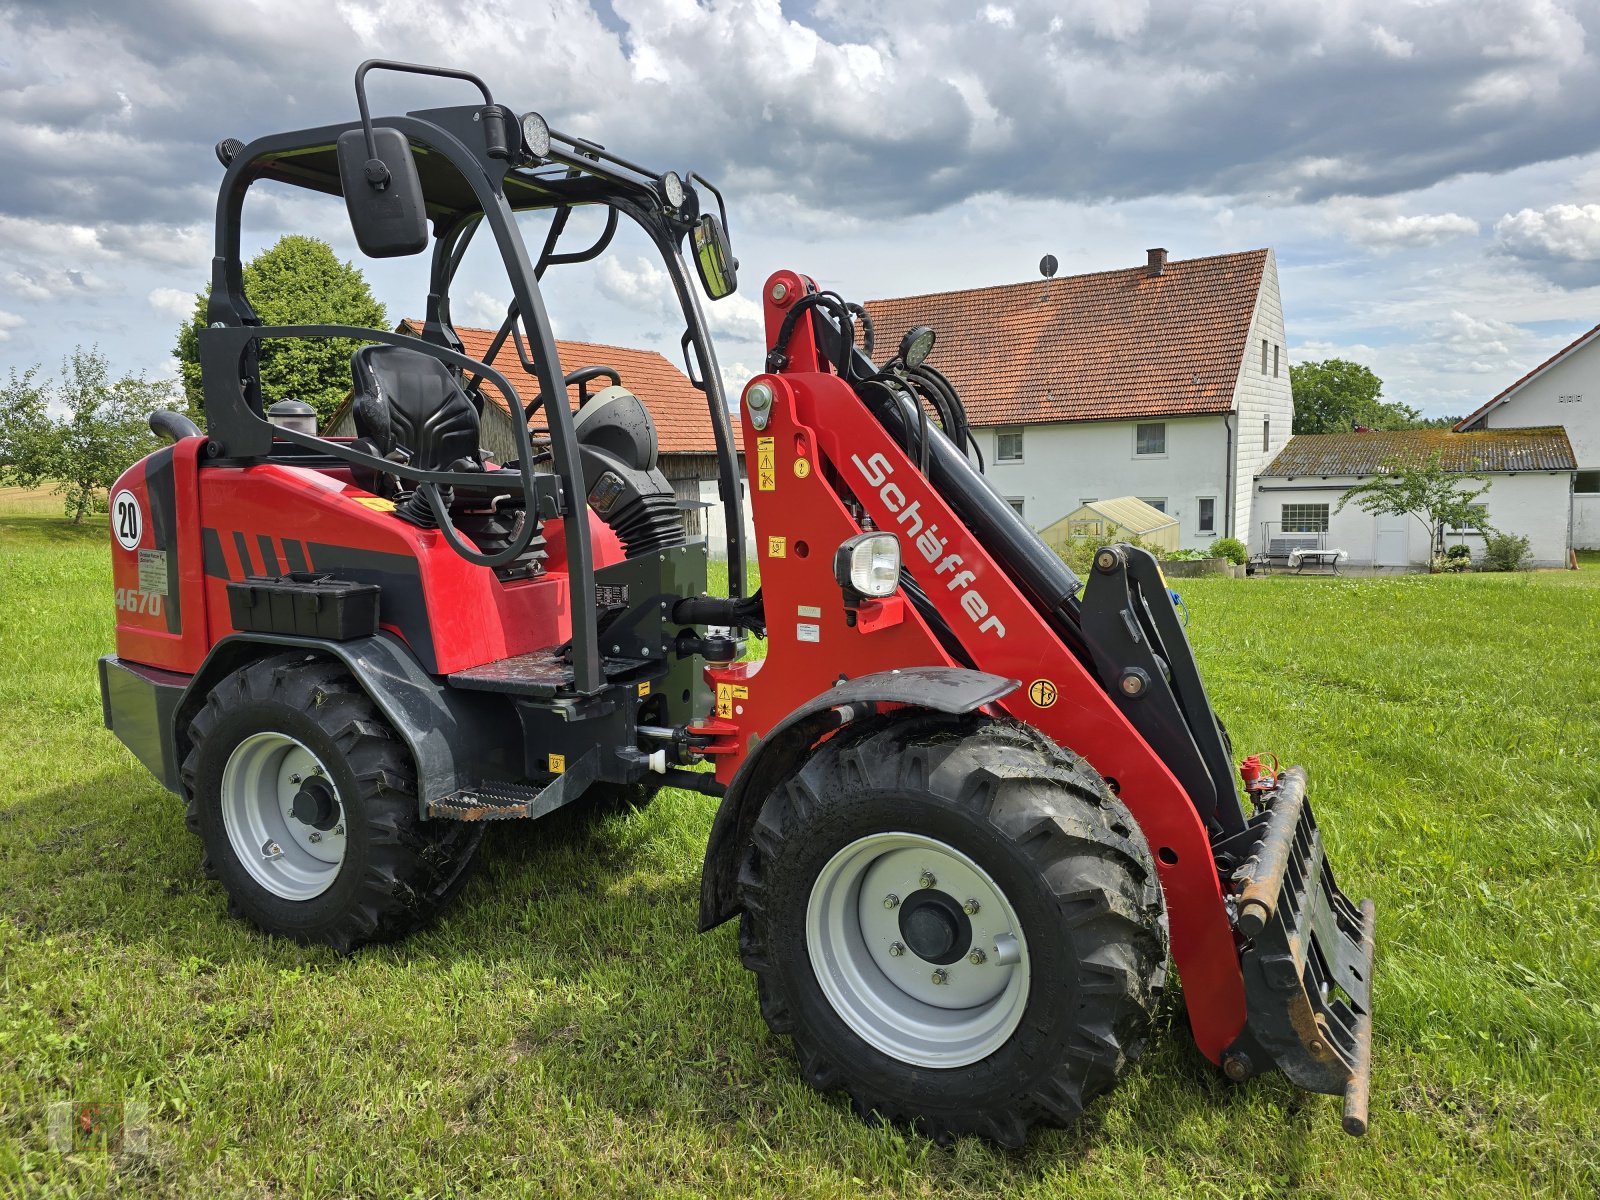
[220,732,347,900]
[806,832,1030,1068]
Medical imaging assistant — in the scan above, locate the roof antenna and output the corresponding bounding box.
[1039,254,1058,304]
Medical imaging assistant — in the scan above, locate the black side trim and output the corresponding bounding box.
[282,539,309,574]
[305,542,436,672]
[232,530,257,577]
[202,528,229,579]
[144,445,182,634]
[256,534,283,576]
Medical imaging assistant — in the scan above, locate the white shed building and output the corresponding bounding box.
[1456,321,1600,548]
[1254,428,1577,569]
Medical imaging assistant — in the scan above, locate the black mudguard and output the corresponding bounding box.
[696,666,1019,931]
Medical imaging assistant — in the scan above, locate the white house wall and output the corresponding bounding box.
[983,414,1233,548]
[1230,250,1296,544]
[1252,472,1572,567]
[1471,333,1598,547]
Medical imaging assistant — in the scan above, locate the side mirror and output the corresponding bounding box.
[336,126,428,258]
[692,214,738,300]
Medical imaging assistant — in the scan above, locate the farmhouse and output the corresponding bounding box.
[1455,321,1600,549]
[328,320,750,554]
[863,248,1293,550]
[1253,427,1577,569]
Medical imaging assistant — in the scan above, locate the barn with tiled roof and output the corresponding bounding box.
[863,248,1291,550]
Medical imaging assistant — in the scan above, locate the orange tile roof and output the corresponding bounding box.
[399,319,742,455]
[862,250,1269,427]
[1261,427,1576,477]
[1455,321,1600,431]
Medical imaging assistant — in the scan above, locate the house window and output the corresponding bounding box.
[1139,497,1168,513]
[1577,470,1600,493]
[1134,422,1166,455]
[1262,418,1270,452]
[1006,496,1026,518]
[996,428,1024,462]
[1273,345,1280,377]
[1281,503,1329,533]
[1261,339,1269,373]
[1197,497,1216,535]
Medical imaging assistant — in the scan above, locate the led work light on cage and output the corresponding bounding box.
[519,111,551,160]
[660,170,686,210]
[835,533,901,600]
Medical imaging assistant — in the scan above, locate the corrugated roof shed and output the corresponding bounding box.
[861,249,1268,428]
[399,319,742,455]
[1261,427,1576,477]
[1077,496,1178,534]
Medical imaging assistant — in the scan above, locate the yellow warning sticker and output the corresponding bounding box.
[756,436,777,491]
[715,682,750,719]
[792,457,811,479]
[354,496,397,512]
[767,536,787,558]
[1028,679,1059,709]
[549,753,566,774]
[637,681,651,697]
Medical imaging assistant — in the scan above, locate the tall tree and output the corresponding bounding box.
[1,349,166,523]
[175,235,387,426]
[1334,451,1490,567]
[1290,358,1422,434]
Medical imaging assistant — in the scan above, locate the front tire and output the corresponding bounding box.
[181,654,483,952]
[737,712,1167,1146]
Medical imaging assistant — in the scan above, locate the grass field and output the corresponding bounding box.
[1,492,1597,1198]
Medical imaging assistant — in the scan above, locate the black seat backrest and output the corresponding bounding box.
[350,345,480,473]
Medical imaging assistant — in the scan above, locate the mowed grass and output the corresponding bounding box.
[1,495,1597,1199]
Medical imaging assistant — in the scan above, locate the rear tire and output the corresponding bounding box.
[736,712,1167,1146]
[181,654,484,952]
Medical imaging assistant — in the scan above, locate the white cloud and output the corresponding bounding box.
[1495,203,1600,261]
[1324,202,1480,251]
[148,287,196,321]
[0,309,22,342]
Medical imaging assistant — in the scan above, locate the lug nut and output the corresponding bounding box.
[883,894,900,910]
[309,831,322,843]
[968,948,987,965]
[962,898,981,915]
[888,941,905,957]
[289,772,303,784]
[311,764,325,777]
[335,824,345,836]
[930,968,948,985]
[919,870,937,889]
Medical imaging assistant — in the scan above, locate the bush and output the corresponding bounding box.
[1442,544,1472,573]
[1479,531,1532,572]
[1208,536,1248,565]
[1165,548,1209,561]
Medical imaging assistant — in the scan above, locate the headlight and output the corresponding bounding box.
[660,170,686,210]
[835,533,901,599]
[520,111,551,159]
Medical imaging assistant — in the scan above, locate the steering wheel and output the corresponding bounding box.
[523,365,623,419]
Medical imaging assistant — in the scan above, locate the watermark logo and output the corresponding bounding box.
[47,1100,149,1155]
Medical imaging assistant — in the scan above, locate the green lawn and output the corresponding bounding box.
[1,505,1597,1198]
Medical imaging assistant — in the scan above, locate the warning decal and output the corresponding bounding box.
[715,682,750,718]
[767,536,787,558]
[756,436,776,491]
[1028,679,1059,709]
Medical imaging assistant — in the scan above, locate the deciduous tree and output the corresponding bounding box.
[175,235,386,426]
[1290,358,1422,434]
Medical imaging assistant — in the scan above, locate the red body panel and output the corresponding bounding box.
[111,442,625,676]
[704,271,1248,1062]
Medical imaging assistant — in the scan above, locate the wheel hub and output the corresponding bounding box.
[898,891,971,965]
[806,832,1031,1068]
[220,732,346,901]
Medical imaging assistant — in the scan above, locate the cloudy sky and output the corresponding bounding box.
[3,0,1600,419]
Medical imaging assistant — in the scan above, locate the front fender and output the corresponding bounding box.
[697,666,1018,931]
[174,632,520,811]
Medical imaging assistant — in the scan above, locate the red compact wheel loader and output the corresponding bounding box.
[99,60,1374,1145]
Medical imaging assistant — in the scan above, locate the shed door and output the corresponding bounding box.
[1373,513,1410,567]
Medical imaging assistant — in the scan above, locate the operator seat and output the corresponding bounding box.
[349,344,481,473]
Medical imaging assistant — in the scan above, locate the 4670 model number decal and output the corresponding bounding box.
[114,587,164,617]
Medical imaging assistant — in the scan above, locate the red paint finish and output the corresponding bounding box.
[701,271,1249,1062]
[110,437,209,673]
